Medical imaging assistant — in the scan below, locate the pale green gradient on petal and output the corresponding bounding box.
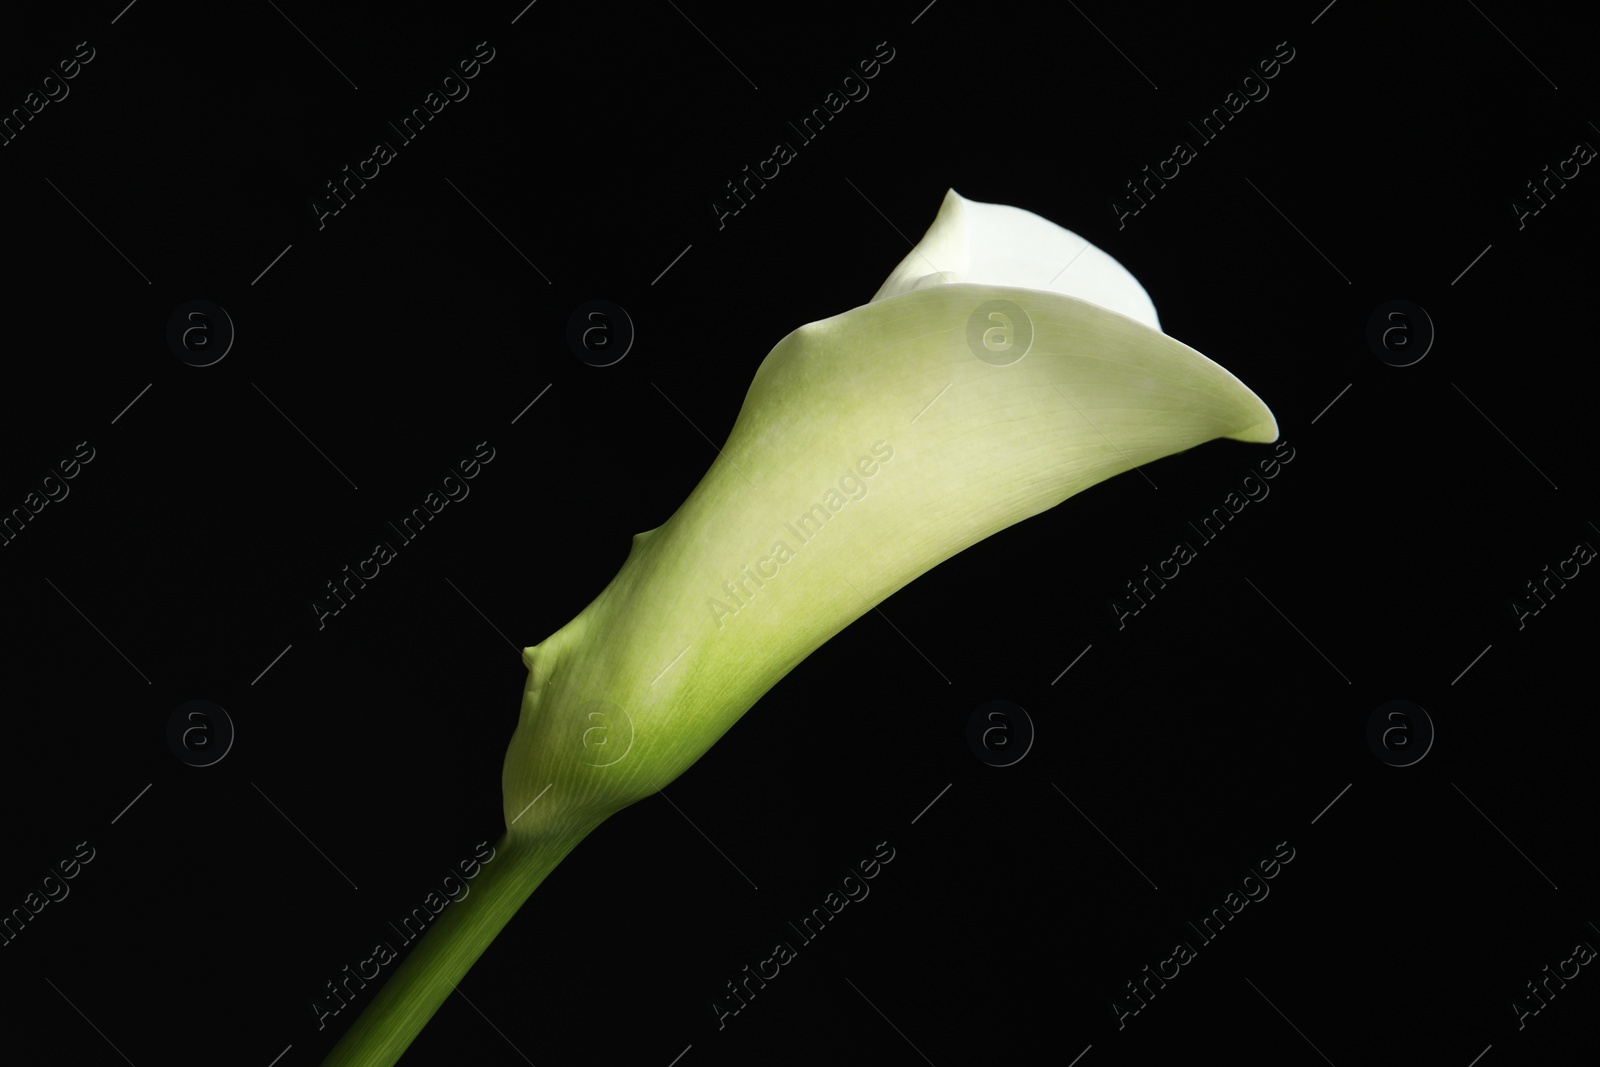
[502,279,1277,837]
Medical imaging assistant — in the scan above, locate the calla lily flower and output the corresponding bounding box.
[320,189,1276,1067]
[501,189,1275,834]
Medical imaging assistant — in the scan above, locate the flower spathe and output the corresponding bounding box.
[502,188,1278,835]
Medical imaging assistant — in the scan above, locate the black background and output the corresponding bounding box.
[1,1,1596,1065]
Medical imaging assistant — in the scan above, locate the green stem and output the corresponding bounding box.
[319,821,605,1067]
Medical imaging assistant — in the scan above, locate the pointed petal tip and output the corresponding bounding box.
[1186,337,1276,445]
[1226,416,1279,444]
[1224,394,1279,444]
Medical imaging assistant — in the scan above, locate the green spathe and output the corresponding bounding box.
[503,190,1276,835]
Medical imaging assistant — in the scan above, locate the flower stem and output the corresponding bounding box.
[319,822,604,1067]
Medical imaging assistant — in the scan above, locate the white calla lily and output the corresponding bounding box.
[501,189,1273,832]
[321,188,1277,1067]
